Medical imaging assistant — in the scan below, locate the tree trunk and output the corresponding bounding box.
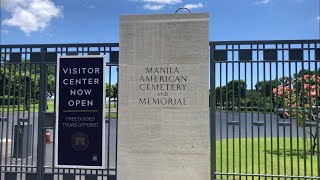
[312,129,318,155]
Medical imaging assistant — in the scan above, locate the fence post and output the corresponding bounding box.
[210,45,216,180]
[36,47,46,180]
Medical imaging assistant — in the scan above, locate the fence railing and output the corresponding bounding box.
[1,40,319,180]
[210,39,320,180]
[0,43,119,180]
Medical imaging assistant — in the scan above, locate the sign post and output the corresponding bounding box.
[55,56,105,168]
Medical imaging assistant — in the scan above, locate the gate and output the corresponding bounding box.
[1,40,320,180]
[0,43,119,180]
[210,40,320,179]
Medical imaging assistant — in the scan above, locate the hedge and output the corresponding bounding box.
[0,96,24,105]
[227,106,272,112]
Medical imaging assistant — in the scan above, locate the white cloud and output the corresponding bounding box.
[1,0,62,35]
[143,4,164,10]
[134,0,183,10]
[142,0,181,4]
[317,16,320,21]
[0,0,26,11]
[184,3,204,9]
[255,0,271,4]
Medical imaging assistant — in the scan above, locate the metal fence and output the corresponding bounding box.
[1,40,319,180]
[0,43,119,180]
[210,39,320,180]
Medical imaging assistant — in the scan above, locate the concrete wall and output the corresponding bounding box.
[118,13,209,180]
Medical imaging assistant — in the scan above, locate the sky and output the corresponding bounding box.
[0,0,320,87]
[0,0,319,44]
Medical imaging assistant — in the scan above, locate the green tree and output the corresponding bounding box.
[227,80,246,107]
[255,80,278,97]
[246,90,258,106]
[293,69,314,79]
[274,73,320,155]
[0,65,40,107]
[47,66,56,99]
[105,82,114,98]
[215,86,226,109]
[111,83,118,99]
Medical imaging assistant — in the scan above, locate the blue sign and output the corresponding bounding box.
[55,56,105,168]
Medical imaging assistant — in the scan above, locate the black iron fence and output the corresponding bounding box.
[0,40,319,180]
[210,39,320,180]
[0,43,119,180]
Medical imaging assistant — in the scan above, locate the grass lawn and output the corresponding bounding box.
[105,112,117,119]
[0,101,55,112]
[216,137,319,179]
[216,107,274,114]
[0,101,116,111]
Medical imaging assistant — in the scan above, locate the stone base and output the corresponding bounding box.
[0,139,12,158]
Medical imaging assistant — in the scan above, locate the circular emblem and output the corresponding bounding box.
[71,132,89,151]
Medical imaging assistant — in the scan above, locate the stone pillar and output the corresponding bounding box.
[118,13,209,180]
[0,139,12,158]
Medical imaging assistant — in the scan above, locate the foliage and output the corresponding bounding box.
[227,80,247,106]
[105,82,114,97]
[0,96,23,105]
[215,86,227,107]
[274,74,320,124]
[1,64,118,104]
[246,90,262,107]
[273,73,320,155]
[47,66,56,99]
[111,83,118,99]
[293,69,315,79]
[0,65,40,103]
[255,80,278,97]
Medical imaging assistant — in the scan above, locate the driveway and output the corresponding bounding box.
[215,111,315,139]
[0,111,317,167]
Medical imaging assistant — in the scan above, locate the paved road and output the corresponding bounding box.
[214,111,313,139]
[0,111,317,167]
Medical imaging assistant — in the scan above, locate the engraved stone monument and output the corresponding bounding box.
[118,13,209,180]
